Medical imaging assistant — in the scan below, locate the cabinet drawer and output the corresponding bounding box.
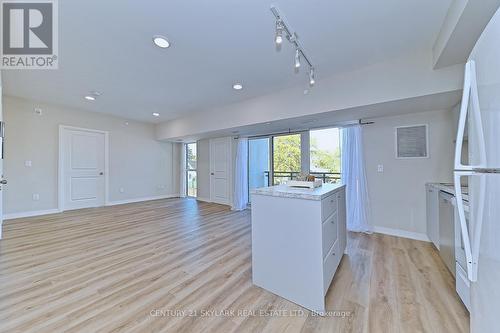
[322,213,338,258]
[323,239,341,294]
[321,194,338,221]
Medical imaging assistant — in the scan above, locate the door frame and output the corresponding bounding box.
[58,125,110,212]
[209,137,232,205]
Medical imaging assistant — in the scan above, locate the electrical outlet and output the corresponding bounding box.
[32,193,40,201]
[377,164,384,173]
[119,188,125,193]
[34,107,42,115]
[25,160,32,167]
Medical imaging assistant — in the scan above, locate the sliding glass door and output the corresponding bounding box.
[186,143,197,197]
[248,128,342,194]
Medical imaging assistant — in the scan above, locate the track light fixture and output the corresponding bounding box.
[309,67,315,86]
[270,5,317,88]
[275,20,284,45]
[294,49,301,69]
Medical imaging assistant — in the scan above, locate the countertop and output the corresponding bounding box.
[427,182,469,202]
[250,183,345,201]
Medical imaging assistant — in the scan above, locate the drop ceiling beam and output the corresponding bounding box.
[433,0,500,69]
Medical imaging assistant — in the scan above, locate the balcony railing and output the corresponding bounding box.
[263,171,341,185]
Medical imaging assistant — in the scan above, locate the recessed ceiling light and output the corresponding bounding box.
[232,83,243,90]
[84,95,96,101]
[153,35,170,48]
[152,112,160,117]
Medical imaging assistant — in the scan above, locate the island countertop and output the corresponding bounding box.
[250,183,345,201]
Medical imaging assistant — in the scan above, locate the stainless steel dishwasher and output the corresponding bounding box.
[439,191,455,277]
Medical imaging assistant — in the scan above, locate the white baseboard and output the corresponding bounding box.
[3,195,180,220]
[373,226,430,242]
[106,194,179,206]
[4,208,62,220]
[195,196,212,203]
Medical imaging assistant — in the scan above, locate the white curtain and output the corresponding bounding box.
[232,138,249,211]
[179,143,187,198]
[341,125,373,233]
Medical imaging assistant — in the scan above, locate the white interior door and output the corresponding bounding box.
[210,137,231,205]
[61,128,106,210]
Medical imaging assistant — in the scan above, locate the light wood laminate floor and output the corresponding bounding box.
[0,198,469,333]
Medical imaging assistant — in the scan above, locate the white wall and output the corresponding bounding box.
[363,109,455,236]
[3,96,179,216]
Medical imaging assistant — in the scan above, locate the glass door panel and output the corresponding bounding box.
[186,143,197,197]
[249,138,270,197]
[310,128,341,183]
[272,134,301,185]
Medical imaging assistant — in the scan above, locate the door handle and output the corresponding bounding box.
[455,60,487,170]
[99,172,104,176]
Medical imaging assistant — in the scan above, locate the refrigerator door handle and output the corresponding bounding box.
[455,62,471,170]
[454,171,486,282]
[454,60,487,171]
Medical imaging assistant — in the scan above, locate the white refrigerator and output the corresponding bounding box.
[454,7,500,333]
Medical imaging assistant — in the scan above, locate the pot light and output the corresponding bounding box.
[152,112,160,117]
[233,83,243,90]
[153,35,170,48]
[84,95,96,101]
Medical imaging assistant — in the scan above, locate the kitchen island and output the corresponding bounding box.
[250,183,347,314]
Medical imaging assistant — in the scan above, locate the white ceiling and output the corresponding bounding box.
[2,0,452,123]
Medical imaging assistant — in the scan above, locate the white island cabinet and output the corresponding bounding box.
[250,183,347,314]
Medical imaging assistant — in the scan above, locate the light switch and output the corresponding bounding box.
[377,164,384,173]
[25,160,32,167]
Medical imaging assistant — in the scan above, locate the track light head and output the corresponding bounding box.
[294,49,301,69]
[309,67,315,86]
[275,20,283,45]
